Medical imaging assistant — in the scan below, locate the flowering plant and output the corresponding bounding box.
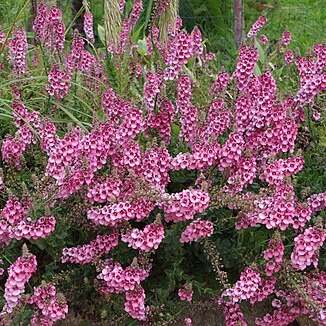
[0,2,325,325]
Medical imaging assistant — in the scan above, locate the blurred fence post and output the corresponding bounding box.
[234,0,243,49]
[72,0,84,34]
[27,0,40,43]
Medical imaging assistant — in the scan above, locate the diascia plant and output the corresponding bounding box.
[0,1,325,325]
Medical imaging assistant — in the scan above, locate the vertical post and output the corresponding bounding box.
[27,0,39,44]
[234,0,243,49]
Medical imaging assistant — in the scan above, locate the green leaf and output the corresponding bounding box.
[97,24,106,46]
[137,38,148,55]
[131,22,145,43]
[255,38,266,65]
[254,63,262,76]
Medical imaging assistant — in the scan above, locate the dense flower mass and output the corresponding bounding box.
[0,2,325,325]
[232,45,259,91]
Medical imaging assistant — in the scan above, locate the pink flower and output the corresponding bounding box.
[284,50,294,66]
[161,189,210,223]
[233,45,259,91]
[184,318,192,325]
[178,284,194,302]
[259,34,269,44]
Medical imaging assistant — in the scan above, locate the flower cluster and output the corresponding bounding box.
[263,238,284,276]
[33,4,65,52]
[8,29,28,74]
[222,267,262,303]
[155,0,170,16]
[1,253,37,314]
[180,218,214,243]
[224,156,257,193]
[83,11,94,41]
[176,75,198,143]
[178,284,194,302]
[209,70,230,96]
[1,3,326,325]
[255,290,306,326]
[87,199,154,227]
[144,72,162,112]
[97,260,150,293]
[0,196,56,245]
[161,189,210,223]
[259,34,268,44]
[247,16,268,37]
[66,35,97,73]
[219,132,245,170]
[146,100,175,143]
[282,30,292,46]
[233,45,259,91]
[122,221,165,252]
[28,283,68,325]
[284,50,294,65]
[124,286,148,321]
[86,177,122,203]
[307,192,326,212]
[61,233,119,264]
[259,156,304,186]
[10,215,56,240]
[219,300,248,326]
[291,226,326,270]
[249,277,276,304]
[164,31,194,80]
[46,65,71,100]
[236,185,297,231]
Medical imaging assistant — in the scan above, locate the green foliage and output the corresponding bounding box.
[246,0,326,52]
